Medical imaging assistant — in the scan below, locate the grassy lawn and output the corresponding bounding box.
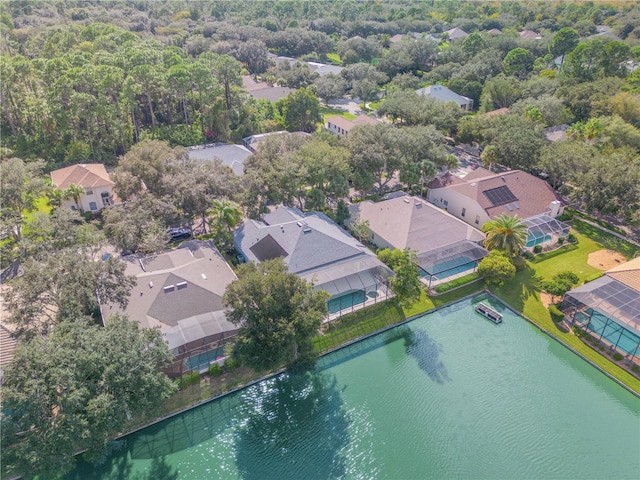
[488,224,640,394]
[320,105,356,122]
[529,232,602,283]
[23,195,52,223]
[326,52,341,65]
[570,218,640,259]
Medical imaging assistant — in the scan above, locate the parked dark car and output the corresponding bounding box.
[167,227,191,241]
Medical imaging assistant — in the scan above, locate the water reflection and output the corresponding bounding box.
[233,367,350,480]
[404,329,450,384]
[65,454,178,480]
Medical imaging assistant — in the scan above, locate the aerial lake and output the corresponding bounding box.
[66,294,640,479]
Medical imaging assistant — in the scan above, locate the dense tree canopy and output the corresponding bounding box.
[1,315,176,479]
[222,259,328,370]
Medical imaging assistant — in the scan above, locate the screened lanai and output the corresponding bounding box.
[309,258,393,317]
[418,240,488,287]
[561,276,640,359]
[524,214,571,249]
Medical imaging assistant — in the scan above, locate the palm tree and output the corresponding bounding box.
[419,160,437,198]
[481,213,528,257]
[210,199,243,233]
[64,184,85,214]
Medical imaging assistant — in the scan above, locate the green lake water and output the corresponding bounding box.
[66,294,640,479]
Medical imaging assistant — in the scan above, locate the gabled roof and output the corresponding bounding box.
[519,30,541,40]
[188,143,252,175]
[486,28,502,35]
[326,114,380,133]
[104,241,237,350]
[234,207,393,290]
[444,27,469,40]
[431,170,563,219]
[482,107,510,117]
[416,84,472,106]
[307,62,344,76]
[353,193,485,254]
[606,257,640,291]
[242,76,296,102]
[50,163,114,190]
[544,124,569,143]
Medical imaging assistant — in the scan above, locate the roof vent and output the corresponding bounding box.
[176,281,187,289]
[163,285,175,293]
[149,281,154,288]
[403,198,411,203]
[296,221,303,227]
[201,273,207,280]
[303,227,312,233]
[470,182,477,186]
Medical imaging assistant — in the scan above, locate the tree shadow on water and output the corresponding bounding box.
[404,329,451,385]
[233,366,350,480]
[64,448,178,480]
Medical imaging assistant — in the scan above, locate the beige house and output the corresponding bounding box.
[325,114,381,136]
[350,193,487,286]
[50,163,117,213]
[427,168,564,228]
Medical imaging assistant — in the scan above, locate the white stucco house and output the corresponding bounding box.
[50,163,117,213]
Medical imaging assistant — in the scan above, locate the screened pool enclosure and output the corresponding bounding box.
[561,276,640,359]
[418,240,488,287]
[524,214,570,249]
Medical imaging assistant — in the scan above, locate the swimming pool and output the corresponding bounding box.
[66,294,640,479]
[421,255,476,282]
[327,290,366,314]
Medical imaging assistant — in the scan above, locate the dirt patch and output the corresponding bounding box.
[539,291,554,309]
[587,249,626,270]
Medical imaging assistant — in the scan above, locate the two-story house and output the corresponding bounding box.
[50,163,117,213]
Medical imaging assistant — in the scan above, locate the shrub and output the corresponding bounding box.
[533,245,542,253]
[613,353,623,361]
[558,237,565,245]
[548,304,564,322]
[178,371,200,389]
[208,363,222,377]
[567,233,577,243]
[556,212,573,222]
[522,250,534,260]
[224,357,239,371]
[632,365,639,373]
[584,272,605,283]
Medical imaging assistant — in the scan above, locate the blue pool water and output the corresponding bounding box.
[526,232,552,248]
[422,256,475,281]
[583,311,640,356]
[328,290,366,314]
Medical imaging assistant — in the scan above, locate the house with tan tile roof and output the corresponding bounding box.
[325,114,381,135]
[427,169,564,228]
[519,30,542,40]
[50,163,117,213]
[351,192,487,286]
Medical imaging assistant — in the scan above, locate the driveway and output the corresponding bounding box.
[327,97,362,116]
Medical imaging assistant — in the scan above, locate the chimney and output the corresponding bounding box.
[549,200,561,217]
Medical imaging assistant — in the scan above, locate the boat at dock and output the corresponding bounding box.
[475,303,503,324]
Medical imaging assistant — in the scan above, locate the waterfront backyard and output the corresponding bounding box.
[66,294,640,479]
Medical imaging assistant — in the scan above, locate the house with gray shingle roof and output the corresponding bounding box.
[234,206,394,317]
[350,193,487,287]
[102,240,238,376]
[427,168,565,227]
[416,84,474,111]
[188,143,253,175]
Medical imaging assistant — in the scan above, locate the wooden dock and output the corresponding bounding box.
[475,303,503,324]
